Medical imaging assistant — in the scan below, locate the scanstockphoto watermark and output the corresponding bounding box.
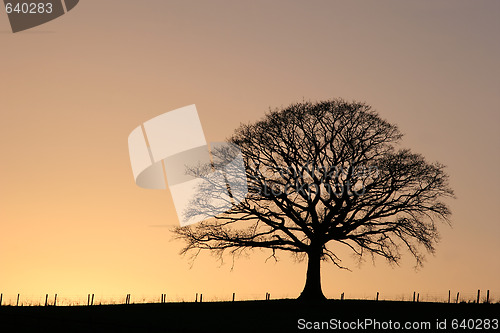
[248,162,380,199]
[128,105,248,227]
[297,318,500,330]
[297,318,434,330]
[3,0,80,33]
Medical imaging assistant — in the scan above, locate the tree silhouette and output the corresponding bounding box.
[174,99,454,301]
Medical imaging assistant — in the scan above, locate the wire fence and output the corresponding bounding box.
[328,290,498,304]
[0,290,497,307]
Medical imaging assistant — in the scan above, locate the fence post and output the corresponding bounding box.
[0,293,2,306]
[376,292,379,301]
[476,290,480,304]
[456,292,459,303]
[341,292,344,301]
[45,294,48,306]
[448,290,450,303]
[417,293,419,302]
[17,294,20,306]
[200,294,203,303]
[413,291,415,302]
[486,290,490,304]
[87,294,90,306]
[54,294,57,306]
[232,293,235,302]
[91,294,94,306]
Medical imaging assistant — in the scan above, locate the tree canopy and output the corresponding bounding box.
[174,99,454,301]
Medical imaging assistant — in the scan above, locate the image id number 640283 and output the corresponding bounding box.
[5,2,53,14]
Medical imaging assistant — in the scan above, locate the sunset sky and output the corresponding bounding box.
[0,0,499,304]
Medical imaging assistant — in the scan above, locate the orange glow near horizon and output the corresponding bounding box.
[0,1,499,304]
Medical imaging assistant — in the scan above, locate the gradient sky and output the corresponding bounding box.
[0,0,499,304]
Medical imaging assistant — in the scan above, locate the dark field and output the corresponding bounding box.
[0,300,498,332]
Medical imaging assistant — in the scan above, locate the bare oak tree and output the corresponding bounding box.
[174,99,454,301]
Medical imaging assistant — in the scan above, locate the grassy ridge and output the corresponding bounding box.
[0,300,498,332]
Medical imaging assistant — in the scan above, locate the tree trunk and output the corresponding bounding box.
[298,248,327,301]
